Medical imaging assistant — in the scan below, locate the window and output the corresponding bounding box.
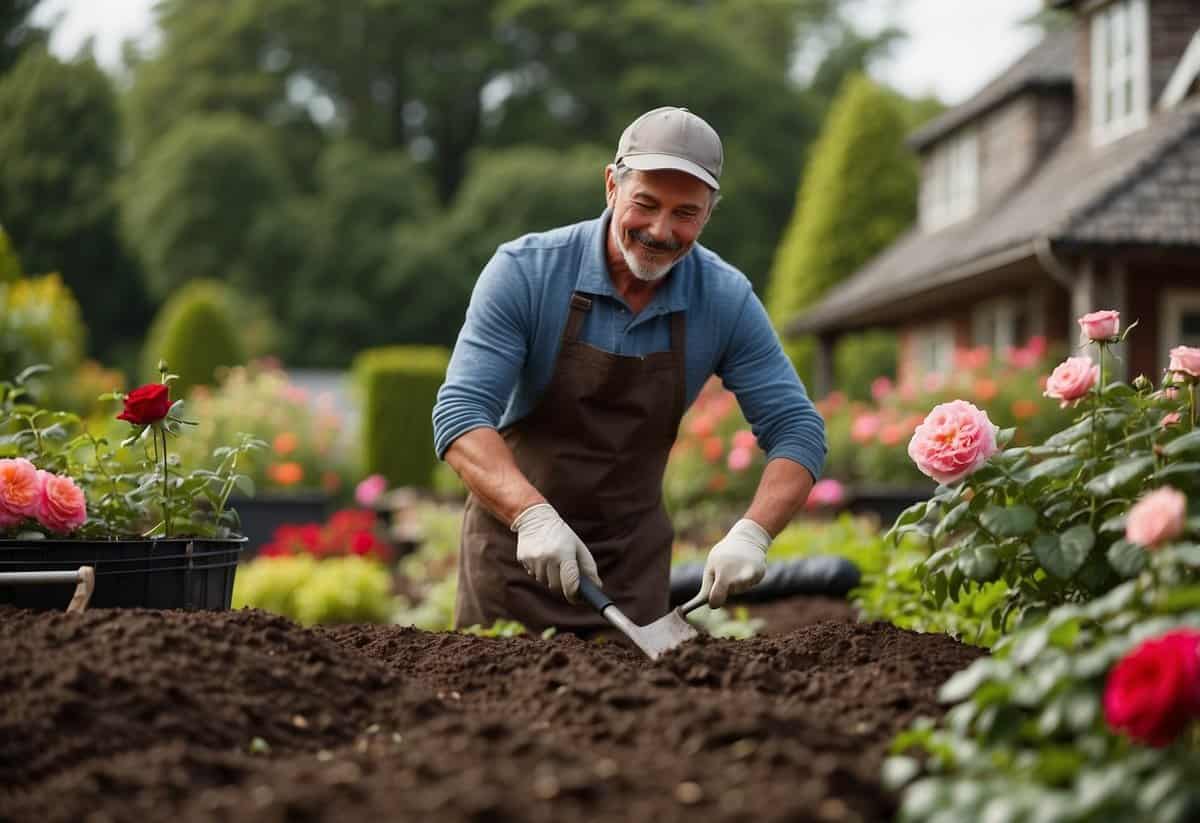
[921,129,979,231]
[1091,0,1150,145]
[1160,289,1200,370]
[912,322,956,376]
[971,294,1044,353]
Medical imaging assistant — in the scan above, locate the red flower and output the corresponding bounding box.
[1104,629,1200,747]
[117,383,171,425]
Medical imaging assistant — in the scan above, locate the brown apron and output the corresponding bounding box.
[454,291,687,633]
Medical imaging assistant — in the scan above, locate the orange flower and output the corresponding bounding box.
[322,471,342,492]
[707,472,728,492]
[972,378,999,402]
[702,436,724,463]
[1011,399,1039,420]
[273,431,299,456]
[268,462,304,486]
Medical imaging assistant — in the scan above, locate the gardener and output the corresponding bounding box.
[433,106,826,633]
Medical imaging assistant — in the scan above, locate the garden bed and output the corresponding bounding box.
[0,604,981,822]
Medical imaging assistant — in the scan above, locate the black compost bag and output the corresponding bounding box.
[668,555,861,607]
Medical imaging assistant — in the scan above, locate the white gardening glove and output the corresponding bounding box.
[511,503,601,603]
[697,519,770,609]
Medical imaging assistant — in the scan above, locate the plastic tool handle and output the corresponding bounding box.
[577,576,614,614]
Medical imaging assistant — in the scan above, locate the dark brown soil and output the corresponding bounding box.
[0,602,983,823]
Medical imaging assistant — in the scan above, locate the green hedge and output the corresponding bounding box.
[143,279,246,397]
[354,345,449,488]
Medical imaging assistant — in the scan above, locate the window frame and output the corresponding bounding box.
[920,128,979,232]
[1091,0,1151,146]
[1159,288,1200,371]
[912,320,957,376]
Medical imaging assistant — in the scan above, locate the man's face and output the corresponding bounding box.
[605,167,713,282]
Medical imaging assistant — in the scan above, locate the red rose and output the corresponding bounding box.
[1104,629,1200,747]
[117,383,171,425]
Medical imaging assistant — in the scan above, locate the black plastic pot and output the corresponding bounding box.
[228,492,329,559]
[845,485,934,526]
[0,537,245,610]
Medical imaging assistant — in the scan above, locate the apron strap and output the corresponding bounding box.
[564,292,592,343]
[669,309,687,422]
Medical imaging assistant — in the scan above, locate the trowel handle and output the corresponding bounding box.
[577,576,614,614]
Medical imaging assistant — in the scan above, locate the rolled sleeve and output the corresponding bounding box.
[432,249,531,459]
[716,289,826,481]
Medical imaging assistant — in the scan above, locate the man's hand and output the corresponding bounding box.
[698,519,770,608]
[511,503,601,602]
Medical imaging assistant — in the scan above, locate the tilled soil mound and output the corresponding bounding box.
[0,601,983,823]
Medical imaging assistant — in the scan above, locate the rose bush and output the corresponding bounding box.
[1104,629,1200,748]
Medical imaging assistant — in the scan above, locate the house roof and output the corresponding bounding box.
[789,96,1200,336]
[908,29,1074,151]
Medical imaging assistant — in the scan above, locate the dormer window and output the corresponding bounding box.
[920,128,978,232]
[1091,0,1150,145]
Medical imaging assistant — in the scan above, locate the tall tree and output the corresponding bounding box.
[0,47,150,363]
[1,0,43,73]
[765,74,920,378]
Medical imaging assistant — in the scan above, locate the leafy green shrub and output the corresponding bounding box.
[172,360,351,495]
[354,345,449,489]
[232,554,395,625]
[889,546,1200,822]
[143,279,246,397]
[0,273,86,408]
[889,324,1195,633]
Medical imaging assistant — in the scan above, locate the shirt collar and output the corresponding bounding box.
[576,209,693,314]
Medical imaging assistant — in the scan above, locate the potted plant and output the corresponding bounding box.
[0,362,262,610]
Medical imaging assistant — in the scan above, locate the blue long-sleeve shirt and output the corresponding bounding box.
[432,210,826,481]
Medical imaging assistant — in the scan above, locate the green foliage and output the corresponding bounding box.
[0,225,21,282]
[890,339,1198,634]
[142,280,247,397]
[355,346,449,489]
[0,274,86,408]
[889,547,1200,822]
[0,47,150,362]
[121,114,293,300]
[232,555,396,625]
[765,73,919,376]
[0,1,43,73]
[833,330,898,402]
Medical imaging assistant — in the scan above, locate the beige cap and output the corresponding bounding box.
[615,107,723,190]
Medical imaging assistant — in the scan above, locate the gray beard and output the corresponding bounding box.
[612,222,676,282]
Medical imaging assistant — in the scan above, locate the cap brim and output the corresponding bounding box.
[621,153,720,190]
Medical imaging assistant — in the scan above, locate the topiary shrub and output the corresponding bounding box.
[354,345,449,489]
[0,225,20,282]
[143,279,246,397]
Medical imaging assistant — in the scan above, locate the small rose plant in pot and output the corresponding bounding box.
[0,361,264,540]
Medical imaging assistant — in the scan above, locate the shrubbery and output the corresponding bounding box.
[142,279,246,397]
[354,345,448,489]
[0,273,86,409]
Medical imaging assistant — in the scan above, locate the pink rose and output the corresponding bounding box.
[727,446,753,472]
[36,470,87,535]
[731,429,756,450]
[907,400,999,485]
[1163,412,1182,427]
[354,473,388,507]
[850,413,881,444]
[870,376,894,402]
[1044,356,1099,408]
[805,478,846,509]
[1169,346,1200,379]
[1125,486,1187,548]
[1078,309,1120,342]
[0,457,41,522]
[1104,629,1200,747]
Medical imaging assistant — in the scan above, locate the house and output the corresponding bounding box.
[789,0,1200,395]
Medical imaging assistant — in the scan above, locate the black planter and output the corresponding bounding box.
[229,492,330,559]
[0,537,245,610]
[845,484,935,526]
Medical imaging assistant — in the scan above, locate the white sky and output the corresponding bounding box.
[33,0,1047,105]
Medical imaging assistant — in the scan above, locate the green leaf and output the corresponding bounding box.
[1033,532,1091,579]
[233,474,255,497]
[957,544,999,581]
[1099,514,1127,534]
[1044,416,1094,448]
[1027,455,1084,481]
[1163,429,1200,457]
[1084,456,1155,496]
[1154,461,1200,479]
[933,501,970,540]
[1162,585,1200,612]
[997,427,1016,448]
[1106,539,1148,578]
[980,505,1037,537]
